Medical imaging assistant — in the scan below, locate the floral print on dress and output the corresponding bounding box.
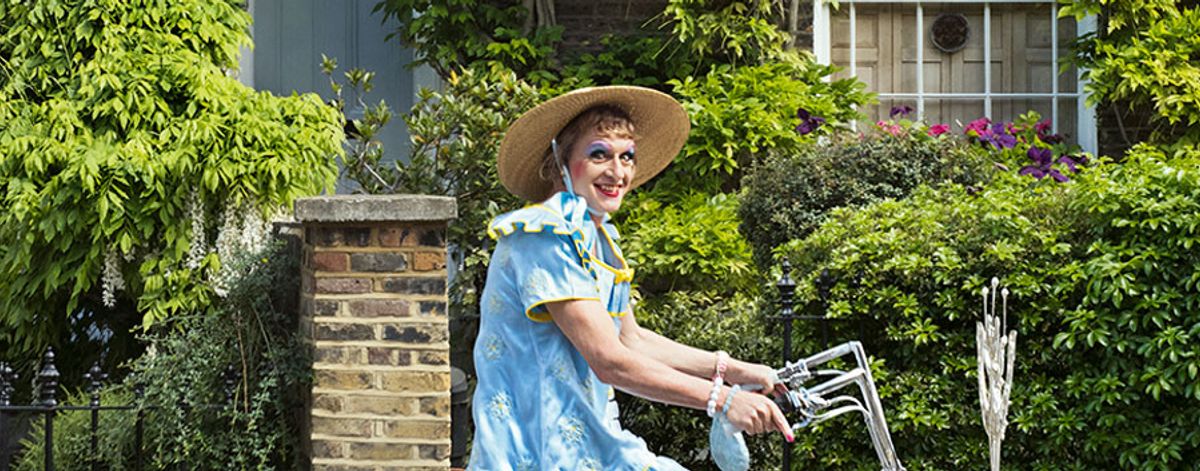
[559,415,585,445]
[582,375,595,397]
[551,357,575,385]
[493,244,514,272]
[482,334,506,361]
[489,391,513,420]
[485,292,506,316]
[580,458,602,471]
[523,267,554,300]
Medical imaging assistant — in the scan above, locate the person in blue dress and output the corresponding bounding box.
[468,86,793,470]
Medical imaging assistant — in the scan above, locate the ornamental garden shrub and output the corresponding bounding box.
[739,113,993,269]
[14,240,311,470]
[0,0,343,370]
[659,59,869,195]
[1,0,338,467]
[771,145,1200,469]
[620,192,757,297]
[1064,0,1200,149]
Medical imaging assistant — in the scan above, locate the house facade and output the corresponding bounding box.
[237,0,439,191]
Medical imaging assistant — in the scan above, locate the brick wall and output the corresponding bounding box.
[555,0,667,51]
[553,0,813,51]
[295,195,457,471]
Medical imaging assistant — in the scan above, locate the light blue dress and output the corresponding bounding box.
[468,191,688,470]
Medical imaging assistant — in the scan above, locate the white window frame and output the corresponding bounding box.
[812,0,1097,154]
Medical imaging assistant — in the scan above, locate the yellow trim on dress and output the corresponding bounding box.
[525,296,603,323]
[595,225,635,284]
[488,204,599,281]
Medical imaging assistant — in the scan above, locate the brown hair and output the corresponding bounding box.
[537,104,637,194]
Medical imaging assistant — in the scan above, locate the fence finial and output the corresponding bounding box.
[37,348,61,407]
[0,362,15,406]
[86,361,108,407]
[224,365,239,406]
[977,278,1016,471]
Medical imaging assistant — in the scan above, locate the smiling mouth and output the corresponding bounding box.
[595,183,622,198]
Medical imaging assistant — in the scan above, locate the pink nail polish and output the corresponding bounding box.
[786,433,795,443]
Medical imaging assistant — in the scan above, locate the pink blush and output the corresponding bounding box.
[569,158,588,180]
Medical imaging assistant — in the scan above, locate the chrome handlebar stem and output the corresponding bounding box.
[774,341,905,471]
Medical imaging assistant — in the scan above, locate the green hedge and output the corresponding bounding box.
[740,129,990,269]
[771,145,1200,469]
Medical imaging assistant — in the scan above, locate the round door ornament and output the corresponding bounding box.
[931,13,970,53]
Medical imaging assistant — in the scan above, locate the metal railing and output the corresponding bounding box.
[0,349,235,471]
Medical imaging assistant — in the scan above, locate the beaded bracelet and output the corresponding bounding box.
[713,350,729,380]
[721,384,742,416]
[706,351,731,417]
[706,381,723,417]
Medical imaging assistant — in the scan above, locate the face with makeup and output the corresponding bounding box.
[565,128,636,217]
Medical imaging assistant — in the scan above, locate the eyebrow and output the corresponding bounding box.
[584,141,612,155]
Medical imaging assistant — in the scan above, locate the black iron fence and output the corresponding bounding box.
[0,349,235,471]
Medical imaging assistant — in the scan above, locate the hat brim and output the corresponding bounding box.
[498,86,690,202]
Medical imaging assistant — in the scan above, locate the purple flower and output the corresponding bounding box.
[1027,146,1053,166]
[889,105,914,118]
[1057,155,1082,173]
[965,118,1019,149]
[795,107,825,135]
[1019,146,1072,182]
[979,126,1017,149]
[1018,166,1047,179]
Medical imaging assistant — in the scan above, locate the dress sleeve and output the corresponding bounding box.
[502,229,601,322]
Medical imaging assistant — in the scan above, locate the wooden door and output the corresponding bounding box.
[830,2,1077,137]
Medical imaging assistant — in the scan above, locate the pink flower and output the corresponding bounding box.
[965,117,991,136]
[1034,120,1052,134]
[928,123,950,136]
[875,120,903,136]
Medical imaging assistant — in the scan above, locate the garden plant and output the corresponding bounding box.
[1,0,1197,469]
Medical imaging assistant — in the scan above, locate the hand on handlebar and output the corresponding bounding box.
[725,361,783,395]
[724,387,794,442]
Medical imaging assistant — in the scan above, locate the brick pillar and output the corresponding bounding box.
[295,195,457,471]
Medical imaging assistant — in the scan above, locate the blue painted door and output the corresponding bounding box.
[247,0,437,191]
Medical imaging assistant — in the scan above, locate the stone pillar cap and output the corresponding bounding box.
[294,194,457,223]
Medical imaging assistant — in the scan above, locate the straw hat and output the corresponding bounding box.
[497,86,690,202]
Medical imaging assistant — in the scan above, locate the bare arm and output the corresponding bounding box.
[548,299,790,436]
[618,309,781,392]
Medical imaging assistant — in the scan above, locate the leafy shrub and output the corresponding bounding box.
[374,0,563,82]
[740,123,991,269]
[1061,0,1200,153]
[620,192,757,296]
[15,388,139,471]
[770,145,1200,469]
[126,239,310,469]
[0,0,343,360]
[560,33,692,89]
[660,0,790,67]
[13,238,308,470]
[660,58,870,194]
